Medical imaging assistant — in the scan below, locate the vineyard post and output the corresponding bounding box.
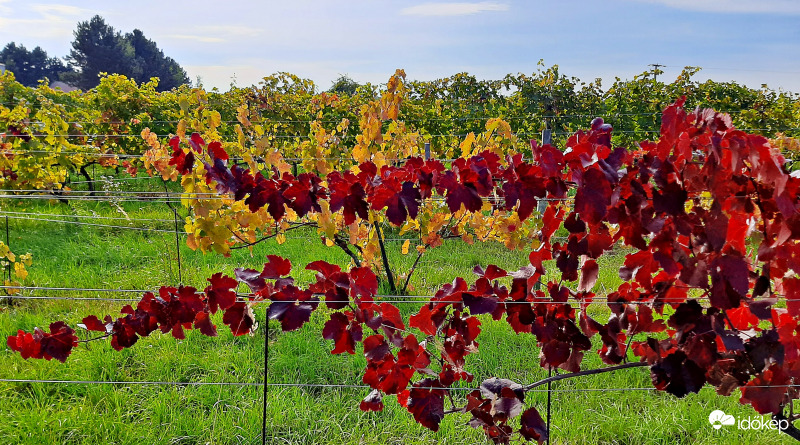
[172,209,182,284]
[424,141,431,160]
[648,63,665,84]
[540,128,553,445]
[4,216,8,284]
[162,179,183,284]
[546,368,552,445]
[538,129,551,219]
[541,128,552,146]
[261,325,269,445]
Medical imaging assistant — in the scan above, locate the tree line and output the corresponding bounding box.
[1,15,188,91]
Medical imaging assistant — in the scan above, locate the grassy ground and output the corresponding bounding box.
[0,174,794,444]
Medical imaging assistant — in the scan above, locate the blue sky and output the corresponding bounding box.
[0,0,798,92]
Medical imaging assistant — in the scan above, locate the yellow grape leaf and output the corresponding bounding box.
[485,118,513,139]
[398,219,419,236]
[236,125,247,148]
[20,253,32,266]
[4,280,19,295]
[181,175,196,207]
[177,120,187,139]
[209,111,222,129]
[276,233,287,244]
[373,152,387,170]
[318,201,337,239]
[353,143,370,164]
[186,233,199,251]
[401,239,410,255]
[266,150,292,175]
[13,262,27,280]
[237,104,251,126]
[179,97,190,114]
[416,245,427,254]
[460,132,476,158]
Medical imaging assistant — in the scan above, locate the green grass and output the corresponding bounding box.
[0,174,794,444]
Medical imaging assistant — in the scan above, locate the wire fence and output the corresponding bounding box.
[3,127,799,140]
[0,165,792,445]
[1,108,777,126]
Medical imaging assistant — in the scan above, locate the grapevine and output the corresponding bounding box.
[10,98,800,442]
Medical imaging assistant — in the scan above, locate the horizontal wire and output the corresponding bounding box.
[4,108,785,126]
[0,378,798,393]
[69,176,161,184]
[0,195,185,203]
[0,214,424,240]
[0,215,181,233]
[3,128,797,139]
[2,291,791,305]
[0,285,149,293]
[0,210,176,223]
[2,189,225,197]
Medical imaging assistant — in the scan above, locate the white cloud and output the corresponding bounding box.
[30,4,85,17]
[161,25,262,44]
[630,0,800,14]
[196,25,263,38]
[401,1,508,16]
[163,34,226,43]
[0,2,95,40]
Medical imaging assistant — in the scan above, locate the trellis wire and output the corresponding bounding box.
[1,289,792,305]
[0,215,181,233]
[2,127,798,139]
[0,378,798,393]
[6,108,777,126]
[0,210,176,223]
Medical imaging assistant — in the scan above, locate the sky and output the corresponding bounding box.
[0,0,799,92]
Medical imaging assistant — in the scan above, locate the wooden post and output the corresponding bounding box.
[541,128,552,146]
[424,142,431,160]
[536,129,552,215]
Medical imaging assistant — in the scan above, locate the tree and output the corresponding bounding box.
[125,29,189,90]
[328,74,360,96]
[0,43,72,87]
[64,15,188,91]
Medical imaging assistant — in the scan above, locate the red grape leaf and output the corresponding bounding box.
[7,330,41,360]
[709,255,749,309]
[193,311,217,337]
[574,167,611,226]
[359,389,384,412]
[520,406,548,444]
[363,334,391,361]
[262,255,292,279]
[234,268,266,293]
[322,312,360,355]
[578,259,599,292]
[80,315,110,332]
[651,351,706,397]
[222,302,256,336]
[410,305,437,336]
[740,364,790,414]
[38,322,79,363]
[207,141,228,161]
[205,272,238,314]
[405,379,445,432]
